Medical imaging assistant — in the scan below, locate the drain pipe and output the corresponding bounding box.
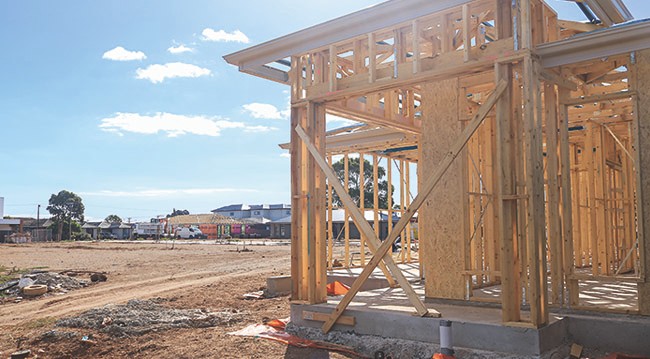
[437,320,455,358]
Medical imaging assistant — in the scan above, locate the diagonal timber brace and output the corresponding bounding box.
[311,78,508,333]
[295,125,427,313]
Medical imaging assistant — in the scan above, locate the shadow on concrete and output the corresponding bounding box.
[284,346,357,358]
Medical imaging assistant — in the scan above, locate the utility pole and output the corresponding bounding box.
[36,204,40,242]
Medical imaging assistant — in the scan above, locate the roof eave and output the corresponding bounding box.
[538,19,650,68]
[223,0,472,76]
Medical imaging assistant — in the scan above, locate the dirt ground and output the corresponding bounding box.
[0,241,355,359]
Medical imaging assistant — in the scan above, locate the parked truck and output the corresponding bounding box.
[133,222,164,239]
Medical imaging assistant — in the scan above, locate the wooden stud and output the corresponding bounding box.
[344,154,350,267]
[373,154,380,241]
[462,4,472,62]
[369,33,376,84]
[558,84,575,306]
[329,45,337,93]
[495,62,520,322]
[545,81,563,304]
[328,154,334,271]
[360,153,366,265]
[523,54,548,327]
[412,20,420,74]
[387,157,394,240]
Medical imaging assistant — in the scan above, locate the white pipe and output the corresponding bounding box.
[439,320,454,355]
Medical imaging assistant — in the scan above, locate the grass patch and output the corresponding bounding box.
[23,316,57,330]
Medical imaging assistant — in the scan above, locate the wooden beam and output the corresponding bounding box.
[540,70,578,91]
[319,79,507,333]
[523,54,548,327]
[558,83,576,307]
[295,125,425,317]
[495,62,520,322]
[462,4,472,62]
[545,81,563,305]
[302,310,355,326]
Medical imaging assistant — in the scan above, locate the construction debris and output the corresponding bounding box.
[230,318,368,358]
[1,271,89,298]
[242,290,266,300]
[56,299,245,337]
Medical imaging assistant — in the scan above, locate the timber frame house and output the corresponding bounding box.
[225,0,650,331]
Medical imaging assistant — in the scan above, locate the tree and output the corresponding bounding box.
[105,214,122,223]
[47,190,85,241]
[330,157,393,209]
[166,208,189,218]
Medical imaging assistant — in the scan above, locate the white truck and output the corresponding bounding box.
[175,226,205,239]
[133,222,164,239]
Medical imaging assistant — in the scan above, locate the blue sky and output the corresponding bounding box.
[1,1,648,222]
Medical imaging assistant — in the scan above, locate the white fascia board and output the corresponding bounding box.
[223,0,472,70]
[241,64,289,84]
[538,19,650,68]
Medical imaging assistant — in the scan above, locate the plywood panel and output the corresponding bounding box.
[635,49,650,315]
[419,77,465,300]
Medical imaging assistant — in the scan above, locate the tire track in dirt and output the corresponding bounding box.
[0,255,287,327]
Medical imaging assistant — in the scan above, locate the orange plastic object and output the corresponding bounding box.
[432,354,456,359]
[266,319,287,330]
[326,281,350,296]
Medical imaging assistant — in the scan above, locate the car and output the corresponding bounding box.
[100,232,117,240]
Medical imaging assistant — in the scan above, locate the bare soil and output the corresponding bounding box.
[0,241,354,359]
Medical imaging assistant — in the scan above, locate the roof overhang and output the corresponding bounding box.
[538,19,650,68]
[582,0,633,26]
[223,0,473,85]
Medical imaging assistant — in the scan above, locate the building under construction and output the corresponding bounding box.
[225,0,650,355]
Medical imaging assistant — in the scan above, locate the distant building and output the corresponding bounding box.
[0,197,22,242]
[82,221,133,240]
[269,209,406,240]
[211,204,291,224]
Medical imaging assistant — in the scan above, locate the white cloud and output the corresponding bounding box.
[81,188,259,198]
[102,46,147,61]
[280,153,291,158]
[99,112,277,137]
[167,44,194,54]
[243,125,277,133]
[135,62,211,83]
[242,103,289,120]
[326,114,359,127]
[201,28,249,43]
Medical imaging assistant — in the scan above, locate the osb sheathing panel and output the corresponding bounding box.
[419,77,466,300]
[636,49,650,315]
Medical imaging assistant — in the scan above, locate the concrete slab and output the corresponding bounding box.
[291,302,567,356]
[327,262,420,291]
[290,282,650,356]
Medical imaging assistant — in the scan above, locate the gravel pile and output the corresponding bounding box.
[56,299,245,337]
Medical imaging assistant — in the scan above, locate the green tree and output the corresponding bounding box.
[166,208,189,218]
[105,214,122,223]
[331,157,393,209]
[46,190,85,241]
